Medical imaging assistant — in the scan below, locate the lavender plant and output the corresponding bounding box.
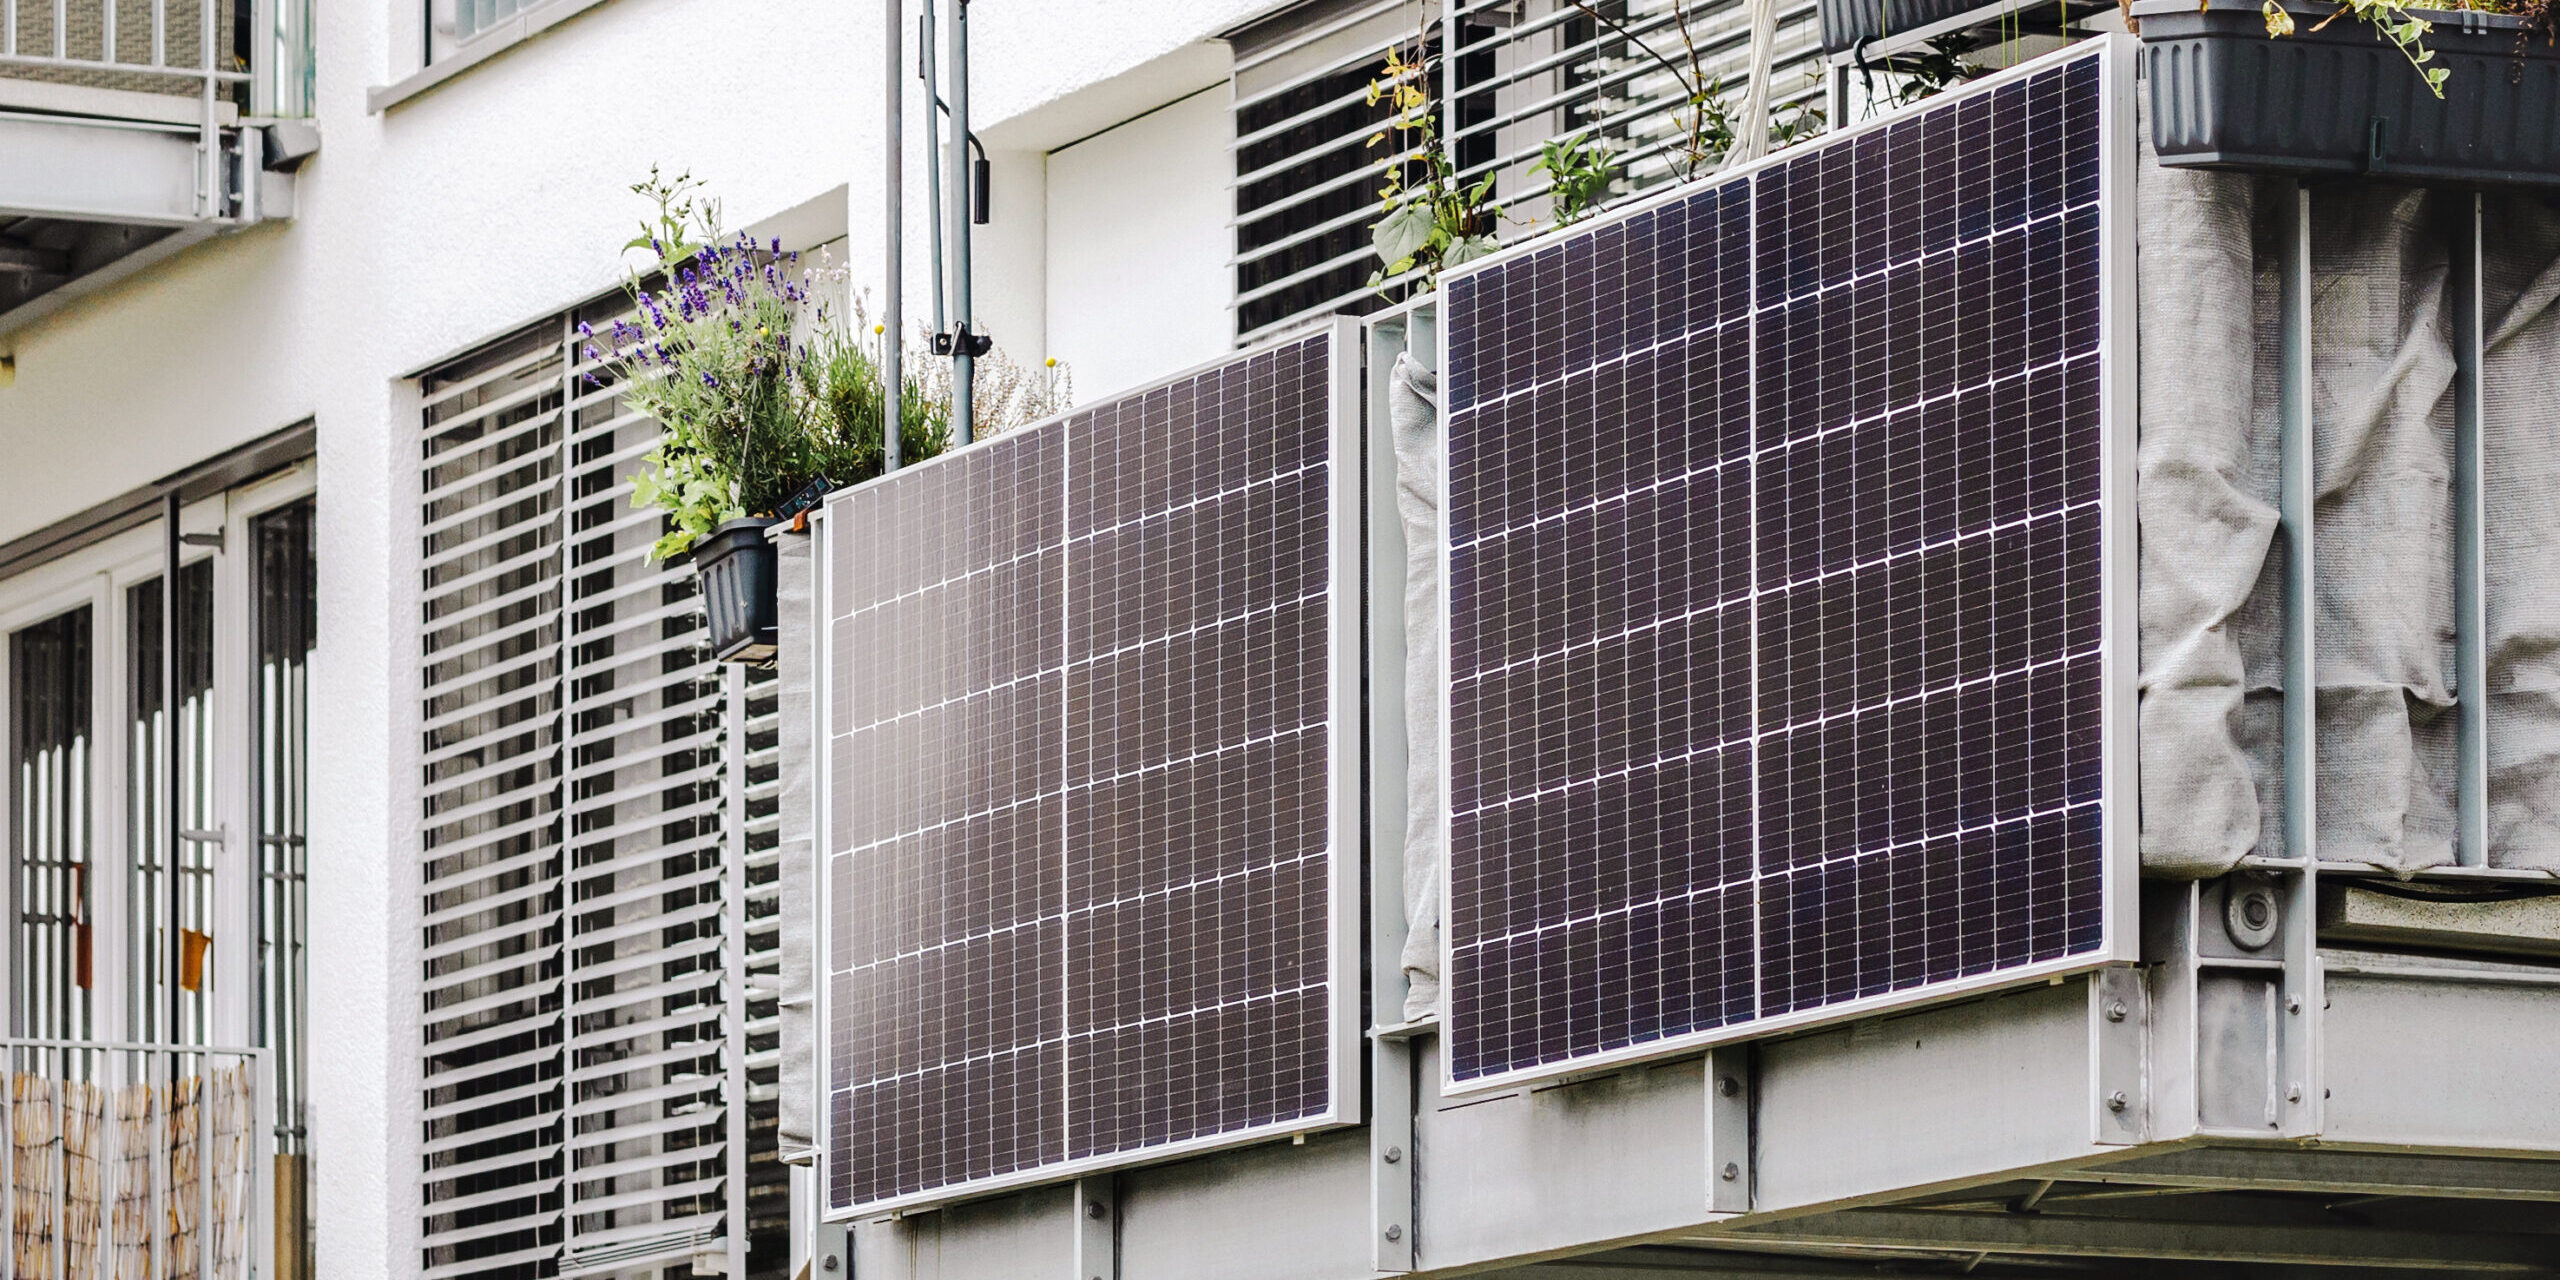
[608,169,818,560]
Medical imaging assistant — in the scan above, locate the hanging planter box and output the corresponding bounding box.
[693,517,780,664]
[1819,0,2101,55]
[2139,0,2560,188]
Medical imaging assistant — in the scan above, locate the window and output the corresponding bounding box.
[1230,0,1830,341]
[428,0,529,63]
[125,559,216,1047]
[11,608,94,1043]
[1,464,315,1076]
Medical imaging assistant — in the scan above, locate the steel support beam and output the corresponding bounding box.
[2451,190,2490,867]
[2273,178,2324,1139]
[1074,1176,1117,1280]
[1727,1208,2556,1270]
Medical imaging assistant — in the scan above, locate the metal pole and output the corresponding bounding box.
[921,0,947,339]
[2453,192,2489,868]
[2278,181,2316,872]
[2276,180,2322,1139]
[944,0,975,446]
[164,492,182,1056]
[884,0,904,474]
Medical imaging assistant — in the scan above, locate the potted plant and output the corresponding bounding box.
[608,171,949,663]
[608,171,1076,664]
[2139,0,2560,187]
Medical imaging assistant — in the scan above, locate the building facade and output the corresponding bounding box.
[3,2,1833,1275]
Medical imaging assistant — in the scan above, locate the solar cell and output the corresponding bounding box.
[1442,43,2130,1089]
[823,328,1359,1213]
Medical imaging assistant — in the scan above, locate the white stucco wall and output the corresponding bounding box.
[1044,85,1236,401]
[0,0,1281,1271]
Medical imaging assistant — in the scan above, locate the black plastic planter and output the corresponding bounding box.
[2140,0,2560,187]
[693,517,779,664]
[1820,0,2101,55]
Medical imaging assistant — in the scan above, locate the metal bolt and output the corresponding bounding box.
[2106,1090,2128,1113]
[1384,1225,1404,1242]
[2286,995,2303,1014]
[1086,1200,1108,1220]
[2105,1000,2128,1023]
[1721,1162,1741,1182]
[1717,1075,1741,1098]
[823,1255,841,1273]
[2287,1082,2303,1103]
[1383,1145,1403,1164]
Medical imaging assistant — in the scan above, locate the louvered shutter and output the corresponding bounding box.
[421,306,775,1279]
[419,323,570,1279]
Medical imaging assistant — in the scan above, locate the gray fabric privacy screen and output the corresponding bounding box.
[2137,135,2560,877]
[1391,352,1446,1023]
[778,532,818,1162]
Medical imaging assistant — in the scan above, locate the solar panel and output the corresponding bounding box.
[820,327,1361,1213]
[1440,43,2133,1090]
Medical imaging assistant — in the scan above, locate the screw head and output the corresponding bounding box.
[1384,1225,1404,1242]
[2105,1000,2128,1023]
[2285,994,2303,1014]
[2106,1090,2129,1113]
[1717,1075,1741,1098]
[1721,1162,1741,1182]
[823,1255,841,1272]
[1384,1145,1403,1164]
[1086,1200,1108,1220]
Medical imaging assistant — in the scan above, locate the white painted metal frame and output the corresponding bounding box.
[813,318,1369,1221]
[1431,36,2140,1097]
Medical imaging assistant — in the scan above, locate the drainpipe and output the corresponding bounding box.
[923,0,947,339]
[944,0,977,446]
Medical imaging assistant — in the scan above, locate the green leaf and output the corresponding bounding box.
[1372,201,1436,269]
[1443,235,1498,269]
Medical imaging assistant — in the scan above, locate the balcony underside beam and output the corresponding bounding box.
[1716,1207,2558,1271]
[0,113,205,224]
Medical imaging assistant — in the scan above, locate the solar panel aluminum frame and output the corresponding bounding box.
[1432,36,2141,1097]
[810,319,1369,1219]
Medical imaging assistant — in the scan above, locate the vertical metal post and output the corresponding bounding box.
[2275,180,2322,1138]
[921,0,946,339]
[883,0,904,474]
[1365,310,1423,1274]
[1072,1176,1116,1280]
[943,0,975,446]
[2453,192,2489,868]
[164,493,183,1057]
[721,666,754,1278]
[198,0,217,220]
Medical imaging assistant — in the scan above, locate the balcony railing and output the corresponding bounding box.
[0,0,312,332]
[0,1039,271,1280]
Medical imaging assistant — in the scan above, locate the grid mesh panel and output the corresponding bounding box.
[1443,53,2110,1086]
[826,334,1341,1213]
